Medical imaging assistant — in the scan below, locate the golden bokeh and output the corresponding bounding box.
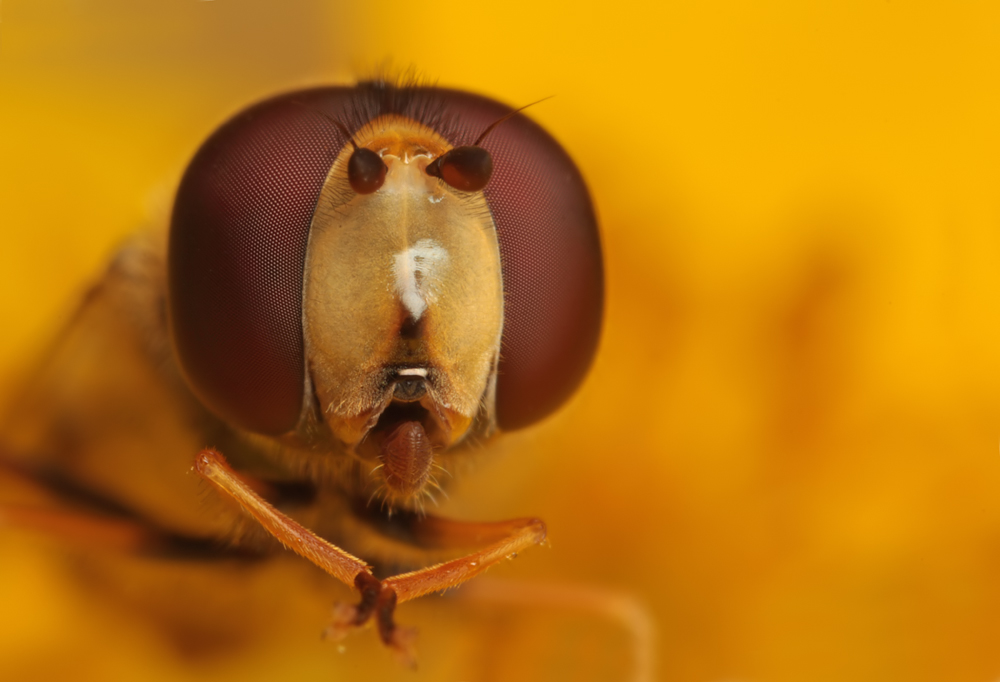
[2,2,1000,681]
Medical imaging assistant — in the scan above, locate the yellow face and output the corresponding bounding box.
[303,115,504,472]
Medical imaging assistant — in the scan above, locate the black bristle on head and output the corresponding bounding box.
[340,76,456,142]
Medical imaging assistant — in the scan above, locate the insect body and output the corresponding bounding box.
[1,81,603,661]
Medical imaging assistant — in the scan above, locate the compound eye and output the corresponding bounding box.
[424,90,604,431]
[348,147,387,194]
[168,89,357,436]
[168,85,603,438]
[426,145,494,192]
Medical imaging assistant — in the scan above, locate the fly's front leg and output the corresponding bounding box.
[194,448,371,586]
[193,448,547,665]
[382,516,548,603]
[0,451,185,555]
[359,514,547,664]
[194,448,418,661]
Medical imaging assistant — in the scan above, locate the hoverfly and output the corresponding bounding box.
[0,79,603,664]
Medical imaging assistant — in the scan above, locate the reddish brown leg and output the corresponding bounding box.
[382,516,547,602]
[0,504,161,553]
[0,455,173,553]
[0,456,56,502]
[404,513,548,550]
[194,448,547,665]
[194,449,371,584]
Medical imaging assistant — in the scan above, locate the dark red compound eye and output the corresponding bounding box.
[435,91,603,430]
[168,84,602,436]
[169,88,353,435]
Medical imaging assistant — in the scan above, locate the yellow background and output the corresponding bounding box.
[2,2,1000,681]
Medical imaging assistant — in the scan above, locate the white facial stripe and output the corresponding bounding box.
[397,368,428,377]
[392,238,449,322]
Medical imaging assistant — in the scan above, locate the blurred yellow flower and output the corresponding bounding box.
[2,2,1000,681]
